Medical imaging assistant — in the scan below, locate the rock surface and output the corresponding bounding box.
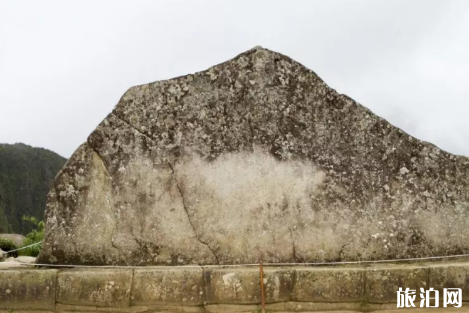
[13,256,37,264]
[0,261,27,269]
[0,256,36,268]
[0,248,5,262]
[0,233,25,246]
[38,46,469,265]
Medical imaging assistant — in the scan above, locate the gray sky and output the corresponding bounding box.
[1,0,468,158]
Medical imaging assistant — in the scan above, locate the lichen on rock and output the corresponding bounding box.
[38,46,469,265]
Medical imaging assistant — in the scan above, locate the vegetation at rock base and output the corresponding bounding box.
[0,238,18,257]
[0,237,17,251]
[18,216,44,257]
[0,143,66,234]
[0,216,45,257]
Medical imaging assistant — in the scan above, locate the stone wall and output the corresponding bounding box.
[2,261,469,312]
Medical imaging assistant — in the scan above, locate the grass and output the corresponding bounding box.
[0,238,17,251]
[0,238,18,258]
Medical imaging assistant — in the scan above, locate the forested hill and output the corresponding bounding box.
[0,143,66,234]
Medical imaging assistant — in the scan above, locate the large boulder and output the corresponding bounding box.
[38,47,469,265]
[0,234,25,246]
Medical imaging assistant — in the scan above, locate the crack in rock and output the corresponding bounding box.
[95,113,221,263]
[111,112,155,142]
[247,116,255,149]
[87,142,111,177]
[167,162,220,264]
[288,228,297,262]
[338,239,353,260]
[86,144,118,258]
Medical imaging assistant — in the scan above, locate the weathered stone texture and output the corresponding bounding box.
[0,269,57,310]
[2,262,469,311]
[365,264,429,303]
[57,269,132,307]
[429,262,469,301]
[283,301,364,312]
[204,267,293,304]
[131,267,205,306]
[38,46,469,265]
[292,267,365,302]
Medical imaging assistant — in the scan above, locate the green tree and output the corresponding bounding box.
[18,216,44,257]
[0,143,66,234]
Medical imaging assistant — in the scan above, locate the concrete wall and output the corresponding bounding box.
[1,261,469,312]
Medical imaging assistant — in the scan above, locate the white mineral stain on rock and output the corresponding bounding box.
[222,273,236,285]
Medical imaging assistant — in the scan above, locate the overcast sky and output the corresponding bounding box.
[0,0,468,158]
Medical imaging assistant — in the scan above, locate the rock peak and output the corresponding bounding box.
[250,45,265,50]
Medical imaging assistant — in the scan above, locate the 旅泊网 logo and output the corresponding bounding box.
[397,287,462,308]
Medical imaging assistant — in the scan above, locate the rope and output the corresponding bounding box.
[2,250,469,268]
[0,241,43,255]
